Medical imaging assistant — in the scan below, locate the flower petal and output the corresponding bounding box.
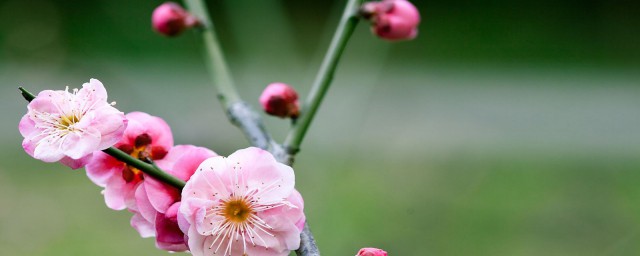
[85,151,123,187]
[131,210,156,238]
[33,139,65,162]
[60,128,101,160]
[59,155,92,170]
[228,147,295,204]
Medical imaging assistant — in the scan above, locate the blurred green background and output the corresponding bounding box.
[2,0,640,255]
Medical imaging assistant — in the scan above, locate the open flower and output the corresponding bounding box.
[180,147,305,256]
[19,79,127,169]
[131,145,217,251]
[85,111,173,210]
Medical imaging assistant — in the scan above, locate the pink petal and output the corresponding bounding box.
[59,154,92,170]
[143,176,180,214]
[155,202,188,252]
[228,147,295,203]
[90,107,127,150]
[157,145,217,181]
[103,174,137,210]
[18,114,38,139]
[187,226,207,256]
[33,139,65,162]
[124,112,173,150]
[85,151,123,187]
[77,78,108,107]
[134,183,160,223]
[181,157,231,204]
[131,210,156,238]
[27,90,66,114]
[60,128,101,160]
[257,190,305,251]
[20,115,40,158]
[145,145,216,213]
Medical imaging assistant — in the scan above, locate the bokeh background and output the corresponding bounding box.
[1,0,640,255]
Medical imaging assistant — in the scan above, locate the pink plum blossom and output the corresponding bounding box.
[362,0,420,41]
[19,79,127,169]
[259,82,300,119]
[179,147,305,256]
[130,145,217,251]
[357,247,388,256]
[152,2,200,37]
[85,111,173,210]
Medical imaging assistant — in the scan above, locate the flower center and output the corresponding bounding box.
[223,198,253,223]
[58,114,80,130]
[117,133,169,183]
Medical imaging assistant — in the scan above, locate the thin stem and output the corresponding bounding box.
[183,0,239,107]
[103,148,186,189]
[18,87,186,190]
[184,0,284,156]
[283,0,363,159]
[19,87,36,101]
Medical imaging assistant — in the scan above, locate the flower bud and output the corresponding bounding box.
[152,2,200,37]
[361,0,420,41]
[357,247,388,256]
[259,82,300,119]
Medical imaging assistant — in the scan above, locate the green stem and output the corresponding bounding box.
[19,87,35,101]
[283,0,363,157]
[184,0,239,107]
[18,87,186,190]
[103,148,185,189]
[184,0,284,156]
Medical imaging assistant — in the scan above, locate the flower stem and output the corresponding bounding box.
[183,0,239,107]
[19,87,36,101]
[103,148,185,189]
[184,0,284,156]
[283,0,364,160]
[18,87,186,190]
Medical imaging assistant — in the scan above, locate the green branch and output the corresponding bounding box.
[283,0,364,162]
[184,0,284,157]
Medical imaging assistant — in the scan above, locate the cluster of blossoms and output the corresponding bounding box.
[19,79,305,255]
[18,0,420,254]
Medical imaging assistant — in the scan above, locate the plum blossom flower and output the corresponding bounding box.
[19,79,127,169]
[357,247,388,256]
[85,111,173,210]
[179,147,305,256]
[361,0,420,41]
[130,145,217,251]
[259,82,300,119]
[152,2,200,37]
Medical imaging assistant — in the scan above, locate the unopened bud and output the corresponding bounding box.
[357,247,388,256]
[361,0,420,41]
[259,83,300,119]
[152,2,200,37]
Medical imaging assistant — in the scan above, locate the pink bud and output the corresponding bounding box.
[362,0,420,41]
[357,247,388,256]
[259,82,300,119]
[152,2,200,37]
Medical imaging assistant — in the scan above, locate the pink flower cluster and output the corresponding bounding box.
[19,80,305,255]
